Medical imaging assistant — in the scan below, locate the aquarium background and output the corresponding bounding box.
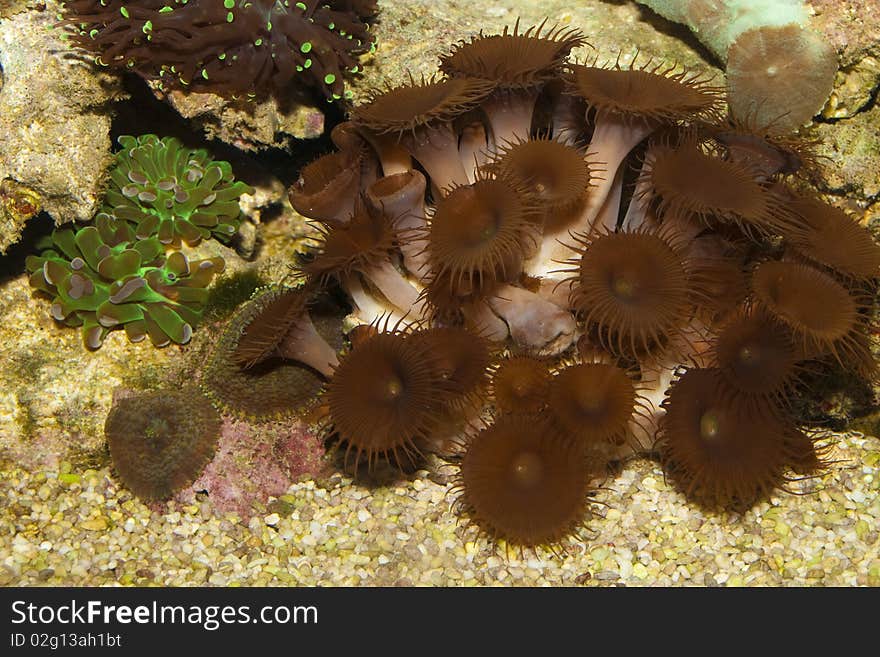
[1,0,879,587]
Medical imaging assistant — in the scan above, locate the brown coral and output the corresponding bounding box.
[323,329,449,471]
[273,18,880,541]
[642,139,793,237]
[563,228,696,359]
[546,362,642,448]
[452,415,599,551]
[492,136,594,213]
[784,193,880,281]
[710,308,801,400]
[490,356,552,414]
[289,150,375,225]
[440,20,586,91]
[751,261,871,374]
[411,326,492,411]
[657,368,804,509]
[106,386,221,502]
[201,291,346,420]
[440,21,587,145]
[352,76,494,189]
[233,286,339,377]
[426,174,539,297]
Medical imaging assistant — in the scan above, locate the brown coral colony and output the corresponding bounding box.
[238,21,879,553]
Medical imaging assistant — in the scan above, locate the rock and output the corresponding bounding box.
[80,517,108,531]
[822,56,880,119]
[594,569,620,581]
[165,89,325,152]
[0,5,121,252]
[814,103,880,203]
[350,0,721,107]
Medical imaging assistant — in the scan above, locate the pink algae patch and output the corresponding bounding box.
[179,417,326,516]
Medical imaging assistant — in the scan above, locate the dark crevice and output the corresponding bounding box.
[628,3,722,70]
[817,181,880,210]
[0,212,55,284]
[0,74,341,278]
[111,73,337,194]
[814,72,880,125]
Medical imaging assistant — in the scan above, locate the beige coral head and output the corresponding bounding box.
[726,24,837,135]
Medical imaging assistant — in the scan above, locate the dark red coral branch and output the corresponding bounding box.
[60,0,377,99]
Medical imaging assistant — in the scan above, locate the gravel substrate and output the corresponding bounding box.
[2,432,879,587]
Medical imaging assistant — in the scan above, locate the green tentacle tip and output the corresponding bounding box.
[101,134,254,248]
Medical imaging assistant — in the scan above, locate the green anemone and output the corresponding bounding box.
[25,214,225,349]
[99,134,254,247]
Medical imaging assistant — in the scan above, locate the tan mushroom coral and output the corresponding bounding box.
[106,386,221,502]
[726,24,837,135]
[634,3,837,135]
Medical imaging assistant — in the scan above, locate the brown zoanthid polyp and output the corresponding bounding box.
[452,414,602,553]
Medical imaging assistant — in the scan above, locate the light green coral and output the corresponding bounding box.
[99,134,254,247]
[638,0,808,60]
[25,214,225,349]
[635,0,836,132]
